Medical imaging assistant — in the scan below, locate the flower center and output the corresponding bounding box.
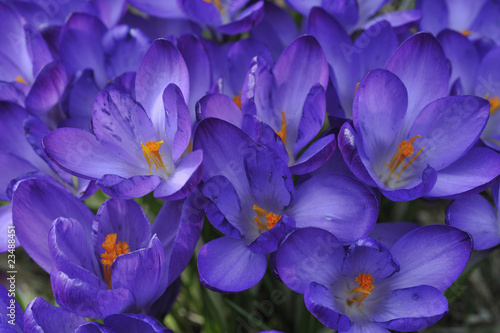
[100,233,130,289]
[275,110,287,147]
[252,205,281,231]
[141,140,169,176]
[384,135,423,180]
[344,273,375,307]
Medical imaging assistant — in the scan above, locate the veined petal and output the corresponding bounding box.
[305,282,352,331]
[97,174,161,199]
[24,297,87,333]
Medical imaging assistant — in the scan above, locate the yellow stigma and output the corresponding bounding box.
[15,76,28,85]
[203,0,223,11]
[275,110,287,146]
[252,205,281,231]
[384,135,423,180]
[141,140,169,175]
[344,273,375,307]
[100,233,130,289]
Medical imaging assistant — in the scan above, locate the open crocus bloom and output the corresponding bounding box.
[12,178,203,318]
[43,88,202,200]
[194,118,378,292]
[276,225,472,332]
[339,32,500,201]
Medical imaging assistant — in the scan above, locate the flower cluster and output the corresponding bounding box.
[1,0,499,332]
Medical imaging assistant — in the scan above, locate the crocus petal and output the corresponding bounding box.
[102,313,172,333]
[475,45,500,98]
[290,134,336,175]
[446,194,500,250]
[24,297,87,333]
[93,199,152,254]
[286,173,378,244]
[307,7,359,116]
[304,282,352,331]
[338,123,378,187]
[98,174,161,199]
[353,69,408,164]
[0,153,38,201]
[228,38,273,95]
[12,179,94,273]
[59,13,107,87]
[426,147,500,198]
[135,39,190,125]
[276,228,344,294]
[345,323,389,333]
[177,34,212,118]
[437,29,480,95]
[293,84,326,156]
[385,33,449,134]
[342,238,400,280]
[197,236,267,293]
[128,0,186,19]
[111,236,165,310]
[25,61,67,118]
[154,150,203,201]
[66,69,100,124]
[153,188,204,286]
[408,96,489,171]
[92,90,155,166]
[244,147,293,209]
[81,0,128,28]
[43,127,147,179]
[241,56,273,118]
[196,93,243,128]
[389,225,472,291]
[202,175,248,238]
[271,35,329,149]
[357,21,398,75]
[49,217,102,286]
[375,286,448,331]
[51,270,136,318]
[417,0,448,35]
[162,83,191,161]
[367,222,420,249]
[193,118,256,200]
[470,0,500,45]
[364,10,421,34]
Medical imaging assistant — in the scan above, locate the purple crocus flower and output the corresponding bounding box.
[446,184,500,250]
[276,225,472,332]
[43,88,202,200]
[24,297,172,333]
[179,0,265,36]
[338,32,500,200]
[12,178,204,318]
[193,118,378,292]
[237,35,335,174]
[418,0,500,45]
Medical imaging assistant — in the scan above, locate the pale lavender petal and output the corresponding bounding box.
[305,282,352,331]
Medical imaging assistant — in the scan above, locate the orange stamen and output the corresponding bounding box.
[15,76,28,85]
[384,135,423,180]
[344,273,375,307]
[202,0,223,11]
[141,140,168,175]
[252,205,281,231]
[233,94,242,109]
[461,30,472,37]
[100,233,130,289]
[488,96,500,115]
[275,110,287,147]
